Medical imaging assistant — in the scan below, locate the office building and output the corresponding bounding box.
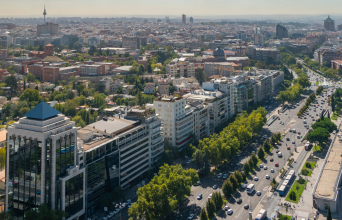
[276,24,288,39]
[182,14,186,24]
[79,108,164,215]
[37,22,59,37]
[0,49,9,60]
[253,48,280,61]
[122,37,141,50]
[190,17,193,23]
[204,62,235,77]
[6,102,85,219]
[324,15,335,31]
[158,78,170,95]
[87,37,98,47]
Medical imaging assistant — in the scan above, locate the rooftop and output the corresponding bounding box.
[24,101,61,120]
[84,117,139,135]
[314,133,342,200]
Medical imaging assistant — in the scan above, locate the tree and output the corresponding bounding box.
[193,149,204,170]
[229,175,238,190]
[234,171,243,184]
[296,76,311,88]
[327,206,332,220]
[263,140,271,152]
[248,158,254,170]
[243,162,250,176]
[0,211,13,220]
[307,127,330,146]
[222,180,233,197]
[24,204,67,220]
[5,75,17,96]
[195,68,206,84]
[251,153,259,165]
[19,88,41,103]
[257,146,265,159]
[289,191,296,201]
[200,208,208,220]
[27,72,36,82]
[206,199,216,218]
[94,93,106,108]
[212,192,223,211]
[137,91,143,106]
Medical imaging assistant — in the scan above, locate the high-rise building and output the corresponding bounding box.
[276,24,288,39]
[37,6,59,36]
[324,15,335,31]
[182,14,186,24]
[190,17,193,23]
[254,34,264,46]
[122,37,141,50]
[6,102,86,219]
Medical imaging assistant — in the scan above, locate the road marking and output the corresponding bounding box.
[263,187,268,191]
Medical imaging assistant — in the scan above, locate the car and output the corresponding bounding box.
[286,137,290,141]
[36,190,41,195]
[289,129,292,133]
[213,185,217,189]
[278,142,282,146]
[264,135,267,139]
[242,183,247,189]
[275,163,279,167]
[292,140,295,144]
[187,160,192,164]
[279,121,282,124]
[304,117,307,119]
[271,169,274,173]
[270,158,274,162]
[254,176,259,181]
[127,199,131,204]
[266,175,270,179]
[313,118,316,121]
[236,162,241,166]
[285,113,287,115]
[264,166,267,170]
[188,214,195,220]
[298,132,301,135]
[197,194,202,200]
[222,174,228,179]
[256,191,261,196]
[276,149,279,153]
[287,146,290,150]
[316,114,319,116]
[237,198,242,204]
[282,122,285,125]
[217,173,222,178]
[304,124,308,127]
[208,194,212,199]
[227,209,233,215]
[259,164,263,168]
[225,206,230,211]
[244,204,249,209]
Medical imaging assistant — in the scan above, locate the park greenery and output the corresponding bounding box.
[285,177,307,203]
[301,161,316,176]
[191,107,268,175]
[297,92,316,117]
[128,164,199,220]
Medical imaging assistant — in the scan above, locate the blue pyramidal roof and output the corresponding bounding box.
[24,102,61,120]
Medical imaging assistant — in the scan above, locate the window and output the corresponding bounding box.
[80,156,83,161]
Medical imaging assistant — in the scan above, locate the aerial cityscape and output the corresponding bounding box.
[1,2,342,220]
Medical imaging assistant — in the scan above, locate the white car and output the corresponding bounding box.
[188,214,195,219]
[259,164,263,168]
[225,206,230,211]
[208,194,212,199]
[271,169,274,173]
[264,166,267,170]
[256,191,261,196]
[266,175,270,179]
[241,183,247,189]
[227,209,233,215]
[254,176,259,181]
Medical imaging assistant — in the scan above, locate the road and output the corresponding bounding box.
[173,67,336,220]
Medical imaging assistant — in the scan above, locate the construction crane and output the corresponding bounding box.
[214,64,243,78]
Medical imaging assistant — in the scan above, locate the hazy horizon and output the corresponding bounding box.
[3,0,342,18]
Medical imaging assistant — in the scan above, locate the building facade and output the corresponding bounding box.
[37,22,59,37]
[122,37,141,50]
[276,24,288,39]
[253,48,280,61]
[5,102,85,220]
[166,62,196,77]
[324,16,335,31]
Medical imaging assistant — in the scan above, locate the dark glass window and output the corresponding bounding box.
[65,173,84,217]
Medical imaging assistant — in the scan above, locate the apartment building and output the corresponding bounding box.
[78,108,164,215]
[249,74,272,103]
[0,49,9,60]
[166,62,196,77]
[144,82,156,94]
[122,37,141,50]
[6,102,85,220]
[253,48,280,61]
[314,47,342,65]
[184,89,233,134]
[254,34,264,46]
[158,78,169,95]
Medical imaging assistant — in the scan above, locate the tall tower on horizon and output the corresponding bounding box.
[43,5,47,23]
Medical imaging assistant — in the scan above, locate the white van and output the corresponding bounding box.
[278,152,282,157]
[293,129,296,133]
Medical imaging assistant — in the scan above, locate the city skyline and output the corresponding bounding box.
[3,0,342,17]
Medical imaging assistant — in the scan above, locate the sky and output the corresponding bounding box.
[3,0,342,17]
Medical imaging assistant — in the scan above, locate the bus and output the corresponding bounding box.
[278,170,295,196]
[246,184,255,194]
[255,209,267,220]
